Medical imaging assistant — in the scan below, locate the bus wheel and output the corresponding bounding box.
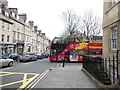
[64,57,69,62]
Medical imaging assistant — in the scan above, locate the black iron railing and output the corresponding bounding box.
[83,55,118,85]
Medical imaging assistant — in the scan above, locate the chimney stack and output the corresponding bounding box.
[42,33,45,38]
[34,26,38,32]
[19,13,27,23]
[38,30,41,34]
[9,8,18,14]
[0,0,8,9]
[29,21,34,27]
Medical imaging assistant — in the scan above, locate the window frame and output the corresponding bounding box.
[111,26,117,50]
[2,23,5,30]
[7,35,10,42]
[2,34,4,42]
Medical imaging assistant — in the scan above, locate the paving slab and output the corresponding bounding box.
[34,64,98,88]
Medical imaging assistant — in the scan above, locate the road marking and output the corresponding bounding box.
[30,70,49,89]
[18,74,39,89]
[56,63,60,67]
[0,79,29,87]
[25,70,49,89]
[0,72,38,75]
[0,72,39,88]
[22,62,34,65]
[23,74,27,85]
[60,63,63,67]
[0,73,14,77]
[1,67,14,70]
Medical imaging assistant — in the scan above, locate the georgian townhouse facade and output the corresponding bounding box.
[0,0,50,55]
[37,30,43,53]
[0,9,14,55]
[103,0,120,85]
[31,26,37,53]
[24,25,32,52]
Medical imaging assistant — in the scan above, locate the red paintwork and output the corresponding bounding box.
[49,43,102,62]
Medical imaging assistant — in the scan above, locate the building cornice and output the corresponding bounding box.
[0,13,31,28]
[0,17,13,24]
[103,18,120,29]
[105,1,120,14]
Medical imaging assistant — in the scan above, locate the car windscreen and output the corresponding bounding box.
[22,53,29,55]
[36,53,41,55]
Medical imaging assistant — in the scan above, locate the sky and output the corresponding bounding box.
[7,0,103,40]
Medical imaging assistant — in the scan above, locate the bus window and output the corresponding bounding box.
[78,49,84,55]
[88,49,102,55]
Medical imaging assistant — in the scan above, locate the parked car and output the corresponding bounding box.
[45,53,49,58]
[42,52,49,58]
[0,55,14,67]
[36,53,43,59]
[18,52,37,62]
[36,53,46,59]
[8,53,19,61]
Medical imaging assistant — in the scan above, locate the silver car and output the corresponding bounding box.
[18,52,37,62]
[0,55,14,67]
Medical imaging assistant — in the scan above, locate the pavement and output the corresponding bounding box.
[34,63,99,88]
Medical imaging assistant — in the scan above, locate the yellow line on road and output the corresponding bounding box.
[0,71,39,88]
[25,70,49,89]
[0,79,29,87]
[0,72,38,75]
[0,73,14,77]
[30,70,49,89]
[18,74,39,89]
[23,74,27,85]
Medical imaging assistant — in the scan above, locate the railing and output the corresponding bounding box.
[83,55,119,85]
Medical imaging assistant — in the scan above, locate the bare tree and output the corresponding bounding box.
[61,9,82,38]
[82,9,102,41]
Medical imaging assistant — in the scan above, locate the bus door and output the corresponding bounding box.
[70,49,79,61]
[70,49,84,62]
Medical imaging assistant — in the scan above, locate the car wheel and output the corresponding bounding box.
[30,58,32,61]
[19,60,22,62]
[8,62,13,67]
[35,58,37,61]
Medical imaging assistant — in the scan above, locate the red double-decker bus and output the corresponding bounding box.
[49,37,102,62]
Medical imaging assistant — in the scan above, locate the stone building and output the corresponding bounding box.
[0,0,50,55]
[103,0,120,86]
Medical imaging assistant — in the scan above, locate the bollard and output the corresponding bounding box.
[62,56,65,67]
[62,60,64,67]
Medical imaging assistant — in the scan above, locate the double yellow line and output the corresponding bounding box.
[18,69,49,89]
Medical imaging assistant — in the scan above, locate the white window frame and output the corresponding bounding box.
[0,8,1,13]
[1,34,4,42]
[17,24,19,30]
[7,35,10,42]
[5,11,9,17]
[14,23,16,29]
[13,32,16,40]
[2,23,5,30]
[111,26,117,50]
[8,24,10,31]
[17,32,20,40]
[12,12,15,18]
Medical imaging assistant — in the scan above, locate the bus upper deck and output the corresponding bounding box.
[49,37,102,62]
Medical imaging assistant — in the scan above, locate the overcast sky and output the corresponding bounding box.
[7,0,103,40]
